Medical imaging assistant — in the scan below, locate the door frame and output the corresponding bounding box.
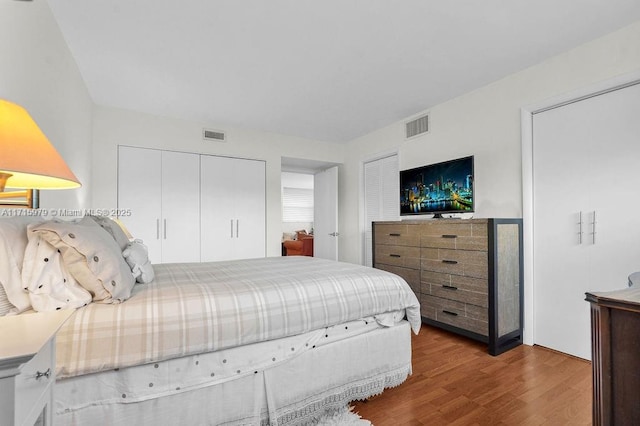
[359,149,399,266]
[520,70,640,346]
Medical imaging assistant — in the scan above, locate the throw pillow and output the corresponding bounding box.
[26,216,135,303]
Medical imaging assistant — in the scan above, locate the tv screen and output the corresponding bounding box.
[400,156,474,217]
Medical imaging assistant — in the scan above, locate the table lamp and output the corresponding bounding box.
[0,99,80,201]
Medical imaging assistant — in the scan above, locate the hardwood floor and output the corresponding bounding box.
[352,325,592,425]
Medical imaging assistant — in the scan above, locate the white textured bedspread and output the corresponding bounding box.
[56,257,420,379]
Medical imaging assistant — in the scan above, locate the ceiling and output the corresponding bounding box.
[46,0,640,143]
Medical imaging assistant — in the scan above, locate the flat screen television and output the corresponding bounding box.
[400,155,474,217]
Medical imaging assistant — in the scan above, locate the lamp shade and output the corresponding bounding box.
[0,99,81,190]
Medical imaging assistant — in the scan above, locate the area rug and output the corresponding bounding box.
[315,405,372,426]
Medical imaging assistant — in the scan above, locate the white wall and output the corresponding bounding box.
[340,20,640,265]
[281,172,314,190]
[0,0,92,209]
[90,106,343,257]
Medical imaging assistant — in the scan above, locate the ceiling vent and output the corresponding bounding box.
[405,114,429,139]
[203,128,226,142]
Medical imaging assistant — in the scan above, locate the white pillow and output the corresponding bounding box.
[22,232,92,312]
[26,216,135,303]
[89,215,131,250]
[0,216,42,314]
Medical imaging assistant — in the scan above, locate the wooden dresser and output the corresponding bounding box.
[373,218,523,355]
[586,285,640,425]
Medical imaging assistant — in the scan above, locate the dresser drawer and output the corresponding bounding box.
[374,224,420,247]
[421,248,488,279]
[422,270,488,307]
[421,294,488,336]
[375,264,420,295]
[422,222,474,236]
[420,221,488,250]
[374,244,420,269]
[421,234,488,251]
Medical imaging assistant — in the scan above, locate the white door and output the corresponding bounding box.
[201,155,236,262]
[118,146,162,263]
[160,151,200,263]
[233,158,266,259]
[314,166,339,260]
[533,82,640,359]
[118,147,201,264]
[363,155,399,267]
[201,155,266,261]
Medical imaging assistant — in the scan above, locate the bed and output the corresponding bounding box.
[0,216,420,425]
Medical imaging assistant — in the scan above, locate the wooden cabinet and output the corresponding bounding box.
[373,218,523,355]
[586,285,640,425]
[0,310,73,426]
[118,146,266,264]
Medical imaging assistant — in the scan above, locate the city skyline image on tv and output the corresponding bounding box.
[400,156,474,216]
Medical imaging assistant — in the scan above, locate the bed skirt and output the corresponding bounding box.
[55,320,412,425]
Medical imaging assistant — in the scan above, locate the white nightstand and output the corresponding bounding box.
[0,310,74,426]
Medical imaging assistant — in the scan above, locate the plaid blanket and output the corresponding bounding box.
[56,256,420,379]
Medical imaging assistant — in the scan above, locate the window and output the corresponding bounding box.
[282,187,314,222]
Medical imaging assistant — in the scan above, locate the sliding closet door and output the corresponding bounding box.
[533,82,640,359]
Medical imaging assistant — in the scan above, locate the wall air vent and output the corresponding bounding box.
[203,128,226,142]
[405,114,429,139]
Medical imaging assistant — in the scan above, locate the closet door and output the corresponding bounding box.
[160,151,200,263]
[363,155,398,267]
[200,155,265,262]
[233,158,265,259]
[200,155,235,261]
[533,82,640,359]
[118,146,162,263]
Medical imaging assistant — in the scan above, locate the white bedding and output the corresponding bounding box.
[56,320,413,425]
[56,256,421,379]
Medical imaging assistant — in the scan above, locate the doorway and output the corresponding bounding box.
[281,157,340,260]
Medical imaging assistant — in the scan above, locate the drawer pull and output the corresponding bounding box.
[35,368,51,380]
[442,310,458,316]
[442,234,457,239]
[442,259,458,264]
[389,233,401,237]
[389,254,401,258]
[442,285,458,290]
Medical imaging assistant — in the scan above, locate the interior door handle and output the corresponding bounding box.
[329,232,340,237]
[577,211,583,244]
